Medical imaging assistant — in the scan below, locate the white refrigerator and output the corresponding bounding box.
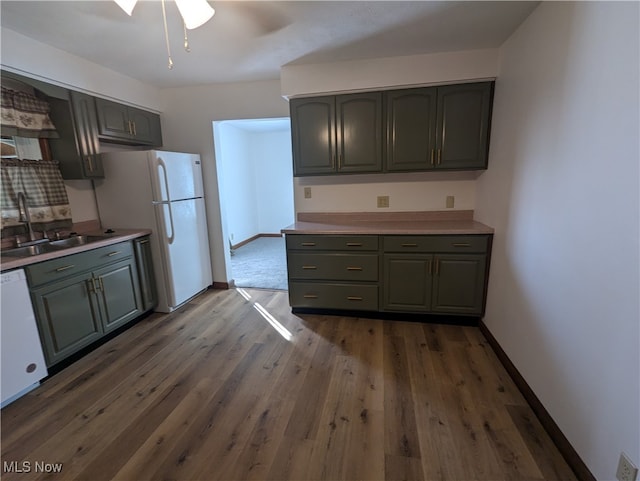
[94,150,212,313]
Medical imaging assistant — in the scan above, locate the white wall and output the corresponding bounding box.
[281,48,499,98]
[1,28,164,227]
[160,81,290,283]
[216,123,259,244]
[251,129,294,234]
[474,3,640,480]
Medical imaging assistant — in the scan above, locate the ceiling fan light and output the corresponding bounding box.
[175,0,215,30]
[114,0,138,16]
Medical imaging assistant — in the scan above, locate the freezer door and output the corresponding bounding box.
[154,198,212,309]
[149,151,204,202]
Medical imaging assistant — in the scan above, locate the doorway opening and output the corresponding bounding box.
[214,118,293,290]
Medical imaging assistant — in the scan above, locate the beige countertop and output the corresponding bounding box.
[281,210,494,236]
[0,228,151,272]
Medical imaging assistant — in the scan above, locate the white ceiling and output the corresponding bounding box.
[0,1,539,89]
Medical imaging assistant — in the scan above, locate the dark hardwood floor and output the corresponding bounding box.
[1,287,577,481]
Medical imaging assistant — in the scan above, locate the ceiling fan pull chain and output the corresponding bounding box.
[183,23,191,53]
[161,0,174,69]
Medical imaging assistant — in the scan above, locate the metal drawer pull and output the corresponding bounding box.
[401,243,418,247]
[346,267,363,271]
[435,259,440,276]
[303,294,318,299]
[139,239,150,245]
[302,266,318,270]
[452,243,471,247]
[87,156,94,172]
[347,296,363,301]
[430,149,435,165]
[346,243,363,247]
[301,242,316,247]
[87,279,95,293]
[55,265,75,272]
[107,251,123,257]
[437,149,442,165]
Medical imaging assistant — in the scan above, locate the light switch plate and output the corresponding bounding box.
[304,187,312,199]
[446,195,455,208]
[377,196,389,208]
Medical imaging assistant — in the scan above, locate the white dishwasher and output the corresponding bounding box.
[1,269,47,407]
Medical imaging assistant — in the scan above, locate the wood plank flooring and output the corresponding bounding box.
[1,288,577,481]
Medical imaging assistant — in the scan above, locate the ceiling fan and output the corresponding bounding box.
[113,0,290,70]
[114,0,214,69]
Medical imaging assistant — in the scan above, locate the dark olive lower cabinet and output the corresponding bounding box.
[286,233,492,318]
[26,240,147,367]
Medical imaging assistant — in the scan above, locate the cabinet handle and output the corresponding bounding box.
[428,258,432,275]
[338,153,343,169]
[346,243,363,247]
[132,121,137,136]
[55,264,75,272]
[331,154,336,169]
[347,266,363,271]
[303,294,318,299]
[301,242,316,247]
[139,239,150,244]
[107,251,122,257]
[347,296,363,301]
[430,149,435,165]
[452,243,471,247]
[401,243,418,247]
[87,156,94,172]
[127,120,132,135]
[302,266,317,270]
[98,277,105,291]
[434,259,440,276]
[87,279,95,293]
[437,149,442,165]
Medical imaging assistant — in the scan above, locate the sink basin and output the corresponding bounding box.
[49,235,106,248]
[2,243,59,257]
[2,235,110,258]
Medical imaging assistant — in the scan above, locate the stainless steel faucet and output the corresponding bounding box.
[17,192,37,242]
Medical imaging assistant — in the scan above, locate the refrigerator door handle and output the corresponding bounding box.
[165,202,175,245]
[157,159,171,202]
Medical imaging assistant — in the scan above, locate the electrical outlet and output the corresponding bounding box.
[446,195,455,208]
[377,196,389,208]
[617,452,638,481]
[304,187,312,199]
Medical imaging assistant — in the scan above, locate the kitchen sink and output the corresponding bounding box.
[48,235,106,248]
[2,243,59,257]
[2,235,110,258]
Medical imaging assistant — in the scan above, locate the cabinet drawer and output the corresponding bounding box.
[286,235,378,251]
[26,241,134,287]
[288,253,378,281]
[289,282,378,311]
[382,235,489,253]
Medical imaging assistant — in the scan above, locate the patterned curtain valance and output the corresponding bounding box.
[1,159,72,238]
[1,86,58,139]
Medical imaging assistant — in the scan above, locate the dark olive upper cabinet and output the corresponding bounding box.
[292,81,493,176]
[335,92,383,173]
[384,88,438,172]
[435,82,493,170]
[48,92,104,179]
[290,96,336,175]
[95,98,162,147]
[290,93,382,176]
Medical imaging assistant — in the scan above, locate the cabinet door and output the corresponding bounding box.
[336,92,382,173]
[70,91,104,178]
[128,107,162,146]
[382,254,433,312]
[94,259,142,333]
[432,254,486,314]
[31,272,102,367]
[134,237,157,311]
[95,98,132,140]
[290,97,336,176]
[435,82,493,170]
[385,88,437,172]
